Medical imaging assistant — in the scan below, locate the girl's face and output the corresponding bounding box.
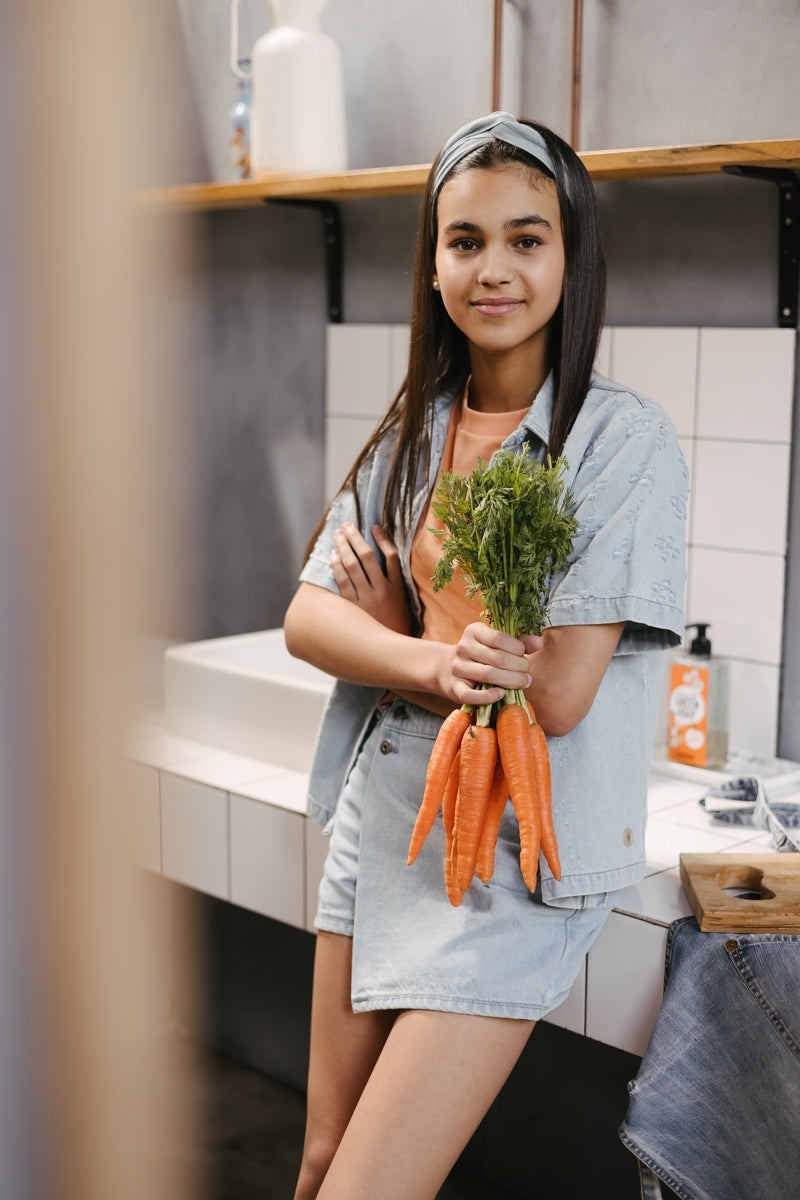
[434,164,565,368]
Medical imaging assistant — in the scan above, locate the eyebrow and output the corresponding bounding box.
[442,214,554,235]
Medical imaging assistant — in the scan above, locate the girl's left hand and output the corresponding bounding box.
[446,621,533,707]
[330,522,412,635]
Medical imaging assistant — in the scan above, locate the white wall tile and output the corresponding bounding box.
[324,414,378,501]
[690,440,789,554]
[234,768,310,816]
[586,913,668,1056]
[612,327,698,437]
[326,324,393,417]
[728,660,780,758]
[688,547,785,666]
[125,761,161,874]
[305,820,329,931]
[542,959,586,1035]
[160,773,229,900]
[697,328,796,442]
[229,795,305,928]
[390,325,411,395]
[594,326,612,378]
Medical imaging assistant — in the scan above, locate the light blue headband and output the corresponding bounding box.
[432,111,557,199]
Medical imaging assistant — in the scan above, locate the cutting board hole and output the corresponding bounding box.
[716,865,775,901]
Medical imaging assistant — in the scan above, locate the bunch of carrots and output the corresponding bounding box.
[407,449,577,907]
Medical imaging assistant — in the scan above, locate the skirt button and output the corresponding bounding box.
[622,827,633,847]
[380,739,393,755]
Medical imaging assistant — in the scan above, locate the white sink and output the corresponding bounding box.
[163,629,333,772]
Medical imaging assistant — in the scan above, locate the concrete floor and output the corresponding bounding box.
[172,1032,520,1200]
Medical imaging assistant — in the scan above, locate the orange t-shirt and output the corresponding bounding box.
[411,390,529,643]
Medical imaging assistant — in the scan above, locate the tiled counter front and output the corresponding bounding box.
[127,713,777,1057]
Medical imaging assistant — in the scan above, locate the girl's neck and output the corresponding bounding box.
[466,344,551,414]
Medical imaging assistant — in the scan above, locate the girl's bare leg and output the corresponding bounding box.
[317,1007,535,1200]
[293,931,396,1200]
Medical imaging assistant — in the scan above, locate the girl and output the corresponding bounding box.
[284,112,688,1200]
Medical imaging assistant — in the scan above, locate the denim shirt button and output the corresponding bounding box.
[622,826,633,847]
[380,739,393,755]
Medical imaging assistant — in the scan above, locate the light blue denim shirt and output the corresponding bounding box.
[299,372,688,905]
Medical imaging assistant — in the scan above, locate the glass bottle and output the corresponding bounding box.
[229,59,252,181]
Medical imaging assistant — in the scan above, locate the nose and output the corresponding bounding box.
[476,245,513,287]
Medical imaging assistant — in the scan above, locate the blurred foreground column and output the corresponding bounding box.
[1,1,199,1197]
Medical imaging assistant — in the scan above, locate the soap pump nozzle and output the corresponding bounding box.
[686,622,712,656]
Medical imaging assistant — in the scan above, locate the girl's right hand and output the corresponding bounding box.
[446,621,532,707]
[330,522,413,635]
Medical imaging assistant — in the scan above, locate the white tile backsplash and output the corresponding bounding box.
[160,773,229,900]
[697,328,795,442]
[690,439,790,555]
[390,325,411,395]
[728,660,781,758]
[612,326,699,437]
[594,326,612,378]
[586,913,668,1057]
[326,325,394,417]
[325,324,798,757]
[325,414,379,501]
[229,794,306,928]
[688,546,785,665]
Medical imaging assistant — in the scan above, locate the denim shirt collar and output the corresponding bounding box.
[497,370,553,454]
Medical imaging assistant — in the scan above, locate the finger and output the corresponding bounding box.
[330,548,359,602]
[454,680,506,707]
[520,633,544,654]
[465,621,525,656]
[333,526,370,584]
[371,524,404,583]
[338,522,384,586]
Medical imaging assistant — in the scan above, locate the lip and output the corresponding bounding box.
[470,298,524,316]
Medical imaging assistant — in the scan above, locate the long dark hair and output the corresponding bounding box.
[305,118,606,556]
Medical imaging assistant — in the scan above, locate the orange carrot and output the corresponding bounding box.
[442,748,463,906]
[453,724,498,891]
[475,757,509,885]
[529,719,560,880]
[496,701,541,892]
[407,706,471,865]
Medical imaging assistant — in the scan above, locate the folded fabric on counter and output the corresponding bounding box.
[699,774,800,850]
[619,915,800,1200]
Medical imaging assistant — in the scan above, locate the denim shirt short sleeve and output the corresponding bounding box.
[548,378,688,651]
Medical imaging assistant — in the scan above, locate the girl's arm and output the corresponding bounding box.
[521,622,625,737]
[294,520,624,734]
[284,582,533,714]
[285,580,622,734]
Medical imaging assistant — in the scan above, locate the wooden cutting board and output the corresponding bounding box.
[679,853,800,933]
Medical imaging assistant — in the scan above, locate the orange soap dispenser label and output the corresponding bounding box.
[667,662,709,767]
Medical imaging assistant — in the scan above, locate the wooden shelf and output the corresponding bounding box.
[137,140,800,211]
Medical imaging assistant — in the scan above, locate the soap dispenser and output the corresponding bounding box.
[666,623,730,769]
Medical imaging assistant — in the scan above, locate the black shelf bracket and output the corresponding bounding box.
[723,165,800,328]
[265,198,343,323]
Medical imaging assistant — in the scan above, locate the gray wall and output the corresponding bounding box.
[165,0,800,643]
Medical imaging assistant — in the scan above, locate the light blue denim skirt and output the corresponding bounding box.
[315,698,614,1020]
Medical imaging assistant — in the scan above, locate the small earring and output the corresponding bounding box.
[432,280,440,291]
